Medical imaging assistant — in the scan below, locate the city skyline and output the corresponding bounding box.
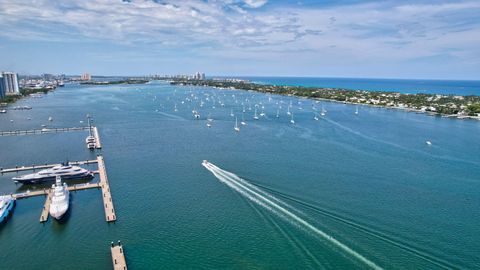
[0,0,479,80]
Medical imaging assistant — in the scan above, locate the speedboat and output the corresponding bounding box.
[0,195,15,223]
[13,164,94,184]
[49,176,69,220]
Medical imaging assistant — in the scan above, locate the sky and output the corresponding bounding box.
[0,0,479,79]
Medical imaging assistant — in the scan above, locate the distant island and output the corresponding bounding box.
[80,79,149,85]
[170,79,480,119]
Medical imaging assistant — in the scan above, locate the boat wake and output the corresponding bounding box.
[202,160,383,270]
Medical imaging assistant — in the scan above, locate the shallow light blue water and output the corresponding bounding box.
[0,81,479,269]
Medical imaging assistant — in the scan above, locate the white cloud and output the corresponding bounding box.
[0,0,478,74]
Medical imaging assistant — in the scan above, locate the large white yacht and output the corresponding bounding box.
[49,176,70,220]
[0,195,15,223]
[13,164,94,184]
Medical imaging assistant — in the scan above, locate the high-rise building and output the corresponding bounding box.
[2,72,20,95]
[0,74,5,99]
[81,73,91,81]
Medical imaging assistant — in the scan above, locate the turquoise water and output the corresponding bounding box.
[232,76,480,96]
[0,81,479,269]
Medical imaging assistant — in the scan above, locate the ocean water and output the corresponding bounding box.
[0,81,479,269]
[231,76,480,96]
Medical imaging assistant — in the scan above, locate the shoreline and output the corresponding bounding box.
[170,80,480,121]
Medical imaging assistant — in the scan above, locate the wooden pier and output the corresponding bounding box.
[92,126,102,149]
[97,155,116,222]
[39,191,53,222]
[0,126,92,137]
[1,160,98,174]
[111,242,127,270]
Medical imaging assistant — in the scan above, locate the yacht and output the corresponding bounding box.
[13,164,94,184]
[49,176,70,220]
[0,195,15,223]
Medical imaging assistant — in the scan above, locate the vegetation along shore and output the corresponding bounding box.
[170,79,480,119]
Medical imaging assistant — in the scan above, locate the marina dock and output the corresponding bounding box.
[39,191,52,222]
[92,126,102,149]
[111,241,127,270]
[98,155,116,222]
[7,155,116,223]
[1,160,98,174]
[0,126,92,136]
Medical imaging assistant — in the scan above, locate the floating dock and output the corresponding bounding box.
[111,241,127,270]
[39,191,52,223]
[92,126,102,149]
[97,155,116,222]
[1,160,98,174]
[0,126,92,136]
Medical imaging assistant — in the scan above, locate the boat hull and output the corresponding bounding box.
[0,199,15,223]
[13,172,94,184]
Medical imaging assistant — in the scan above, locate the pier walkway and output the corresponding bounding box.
[111,242,127,270]
[92,126,102,149]
[98,155,116,222]
[39,191,52,222]
[0,126,92,136]
[1,160,98,174]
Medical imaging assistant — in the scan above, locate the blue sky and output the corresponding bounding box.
[0,0,479,79]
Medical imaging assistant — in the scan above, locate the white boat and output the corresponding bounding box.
[0,109,6,114]
[241,113,246,126]
[48,116,53,121]
[276,108,280,118]
[314,112,319,121]
[206,122,212,128]
[230,109,234,117]
[49,176,70,220]
[13,164,94,184]
[355,106,359,115]
[290,112,295,124]
[234,117,240,132]
[253,108,259,120]
[321,105,326,116]
[0,195,15,223]
[426,140,432,146]
[287,106,291,115]
[174,103,178,112]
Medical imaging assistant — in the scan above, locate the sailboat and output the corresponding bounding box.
[253,108,259,120]
[276,108,280,118]
[355,106,359,115]
[260,106,265,117]
[290,112,295,124]
[230,109,234,117]
[321,105,326,116]
[234,117,240,132]
[241,113,246,126]
[206,121,212,128]
[287,105,291,116]
[174,103,178,112]
[314,112,319,121]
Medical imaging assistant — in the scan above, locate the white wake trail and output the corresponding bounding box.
[202,161,383,270]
